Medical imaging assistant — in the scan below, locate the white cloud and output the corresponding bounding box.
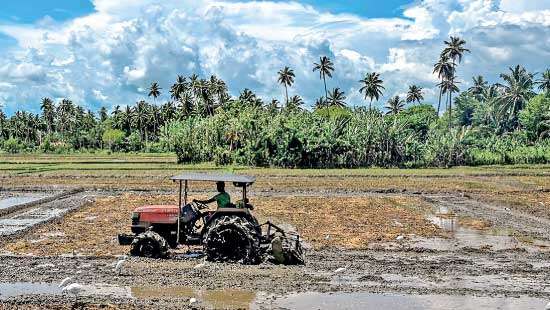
[0,0,548,113]
[499,0,550,13]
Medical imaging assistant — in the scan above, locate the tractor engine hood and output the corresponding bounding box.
[134,205,179,224]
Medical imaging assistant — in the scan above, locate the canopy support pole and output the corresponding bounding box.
[184,180,188,205]
[177,180,182,244]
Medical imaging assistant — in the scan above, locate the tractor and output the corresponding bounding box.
[118,173,304,265]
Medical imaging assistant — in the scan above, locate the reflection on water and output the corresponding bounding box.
[422,205,550,252]
[1,282,547,310]
[0,282,60,299]
[0,282,255,309]
[274,292,548,310]
[131,286,256,309]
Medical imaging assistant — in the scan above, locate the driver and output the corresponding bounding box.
[193,181,231,209]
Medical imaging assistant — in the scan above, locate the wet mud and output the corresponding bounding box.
[0,184,549,309]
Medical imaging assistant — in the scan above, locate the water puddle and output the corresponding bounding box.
[2,283,547,309]
[0,282,255,309]
[132,286,256,308]
[0,282,131,299]
[272,292,548,310]
[0,282,60,299]
[0,196,44,211]
[415,205,550,252]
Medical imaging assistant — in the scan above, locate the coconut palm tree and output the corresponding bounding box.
[112,105,121,116]
[57,99,75,135]
[210,75,228,106]
[197,79,215,116]
[497,65,536,124]
[314,97,327,110]
[170,75,187,101]
[122,105,133,134]
[287,95,303,110]
[239,89,262,108]
[440,36,469,121]
[385,96,405,115]
[433,55,455,115]
[406,85,424,104]
[239,88,256,103]
[277,67,295,106]
[313,56,335,99]
[266,99,280,114]
[177,92,194,118]
[0,109,6,139]
[468,75,488,101]
[359,72,385,109]
[99,107,109,122]
[148,82,162,103]
[438,77,460,127]
[327,88,347,108]
[537,69,550,93]
[160,101,176,124]
[481,84,502,102]
[133,100,150,143]
[441,36,470,65]
[40,97,55,134]
[189,74,201,100]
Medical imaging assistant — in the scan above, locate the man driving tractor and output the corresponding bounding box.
[193,181,231,209]
[119,172,304,265]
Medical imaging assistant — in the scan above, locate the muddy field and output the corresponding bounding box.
[0,155,549,309]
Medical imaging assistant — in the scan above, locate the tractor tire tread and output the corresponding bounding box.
[129,231,169,258]
[203,215,260,264]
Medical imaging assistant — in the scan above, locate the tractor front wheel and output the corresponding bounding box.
[130,231,169,258]
[203,215,260,264]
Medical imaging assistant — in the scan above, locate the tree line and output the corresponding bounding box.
[0,36,549,167]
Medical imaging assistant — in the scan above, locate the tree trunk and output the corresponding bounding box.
[437,87,443,116]
[323,74,328,99]
[448,91,453,129]
[284,85,289,107]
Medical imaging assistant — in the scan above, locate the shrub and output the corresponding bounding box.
[102,129,126,151]
[3,137,23,153]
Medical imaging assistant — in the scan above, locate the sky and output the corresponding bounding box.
[0,0,549,114]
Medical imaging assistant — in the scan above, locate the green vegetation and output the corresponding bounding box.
[0,37,548,168]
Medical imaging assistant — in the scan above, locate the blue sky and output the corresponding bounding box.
[0,0,413,52]
[0,0,549,114]
[0,0,412,23]
[0,0,95,23]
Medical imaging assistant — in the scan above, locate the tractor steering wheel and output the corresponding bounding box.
[192,200,209,210]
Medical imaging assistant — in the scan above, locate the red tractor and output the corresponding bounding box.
[118,173,304,265]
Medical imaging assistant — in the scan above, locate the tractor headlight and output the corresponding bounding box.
[131,212,140,222]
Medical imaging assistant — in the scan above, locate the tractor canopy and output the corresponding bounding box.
[170,172,255,187]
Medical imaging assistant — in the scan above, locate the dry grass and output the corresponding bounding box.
[254,196,439,249]
[5,193,175,256]
[4,194,439,255]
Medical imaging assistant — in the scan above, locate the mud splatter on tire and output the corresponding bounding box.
[203,215,261,264]
[130,231,169,258]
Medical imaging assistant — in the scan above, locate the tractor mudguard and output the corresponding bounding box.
[203,208,256,232]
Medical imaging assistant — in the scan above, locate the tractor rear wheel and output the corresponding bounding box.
[203,215,260,264]
[130,231,169,258]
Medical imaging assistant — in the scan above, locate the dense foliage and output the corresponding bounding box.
[1,37,549,168]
